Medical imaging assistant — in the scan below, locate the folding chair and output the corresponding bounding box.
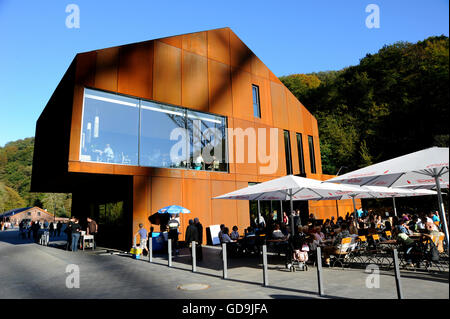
[438,234,449,268]
[348,235,370,267]
[366,234,386,265]
[331,237,352,268]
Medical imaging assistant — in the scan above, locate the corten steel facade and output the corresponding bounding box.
[31,28,358,249]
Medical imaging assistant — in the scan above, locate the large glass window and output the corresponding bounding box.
[140,100,186,168]
[80,88,228,172]
[80,88,139,165]
[187,110,228,171]
[284,130,293,175]
[308,135,317,174]
[252,84,261,118]
[296,133,306,175]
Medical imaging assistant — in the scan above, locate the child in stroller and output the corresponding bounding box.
[286,229,309,271]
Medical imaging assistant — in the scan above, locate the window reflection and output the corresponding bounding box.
[140,101,187,168]
[187,110,227,171]
[80,88,228,172]
[80,89,139,165]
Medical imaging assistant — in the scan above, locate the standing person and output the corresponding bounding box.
[86,217,98,249]
[134,223,149,256]
[293,210,301,229]
[432,211,440,224]
[184,220,199,260]
[218,224,225,243]
[266,212,275,236]
[49,222,54,237]
[254,214,265,229]
[194,218,203,261]
[168,214,180,255]
[69,217,81,252]
[283,212,288,226]
[32,221,40,243]
[28,222,33,239]
[56,221,62,237]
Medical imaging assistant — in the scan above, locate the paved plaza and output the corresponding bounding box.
[0,229,448,299]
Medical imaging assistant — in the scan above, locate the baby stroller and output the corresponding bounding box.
[286,232,309,271]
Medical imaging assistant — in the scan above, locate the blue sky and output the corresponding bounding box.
[0,0,448,147]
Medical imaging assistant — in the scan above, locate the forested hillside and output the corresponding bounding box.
[0,138,71,216]
[280,35,449,175]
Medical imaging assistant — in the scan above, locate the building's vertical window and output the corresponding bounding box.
[308,135,316,174]
[296,133,306,175]
[284,130,293,175]
[252,84,261,118]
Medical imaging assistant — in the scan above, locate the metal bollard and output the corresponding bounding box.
[316,246,324,296]
[149,237,153,263]
[222,243,228,279]
[262,244,269,286]
[192,241,197,272]
[392,249,403,299]
[168,239,172,267]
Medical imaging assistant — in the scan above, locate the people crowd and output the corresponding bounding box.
[6,206,446,269]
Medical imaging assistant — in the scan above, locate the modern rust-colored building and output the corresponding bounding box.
[31,28,357,249]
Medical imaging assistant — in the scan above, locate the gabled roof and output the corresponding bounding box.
[0,206,54,219]
[0,207,32,218]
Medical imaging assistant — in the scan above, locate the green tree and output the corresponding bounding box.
[0,182,26,212]
[280,35,449,174]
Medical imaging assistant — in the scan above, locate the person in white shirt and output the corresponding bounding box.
[254,215,265,228]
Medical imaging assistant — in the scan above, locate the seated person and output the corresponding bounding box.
[322,223,352,266]
[313,226,325,242]
[221,227,235,243]
[397,219,411,236]
[271,224,285,239]
[245,226,255,237]
[367,222,378,235]
[348,222,358,235]
[322,219,332,236]
[309,226,325,251]
[230,226,240,240]
[395,229,418,266]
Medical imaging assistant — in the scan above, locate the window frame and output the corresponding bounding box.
[283,130,293,175]
[308,135,317,174]
[296,133,306,175]
[79,87,229,173]
[252,84,261,118]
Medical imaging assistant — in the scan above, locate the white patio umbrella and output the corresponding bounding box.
[320,186,437,220]
[325,147,449,251]
[311,186,437,229]
[397,182,449,191]
[213,175,369,233]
